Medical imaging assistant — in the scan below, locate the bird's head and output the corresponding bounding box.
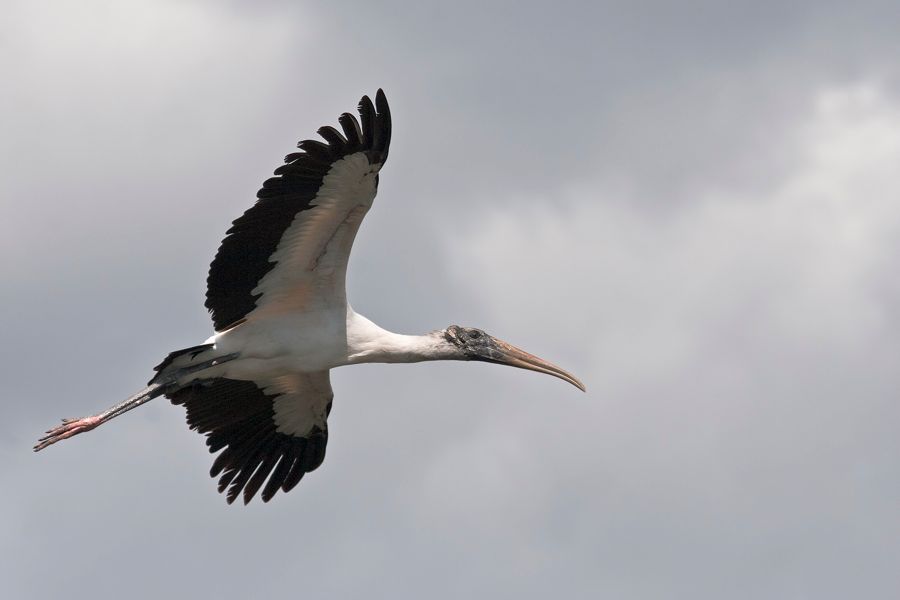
[443,325,585,391]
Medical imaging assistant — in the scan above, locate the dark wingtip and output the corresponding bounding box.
[357,94,376,147]
[358,94,375,113]
[338,112,363,147]
[217,468,237,494]
[372,89,391,160]
[375,89,389,120]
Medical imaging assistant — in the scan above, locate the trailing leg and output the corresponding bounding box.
[34,383,166,451]
[33,352,239,452]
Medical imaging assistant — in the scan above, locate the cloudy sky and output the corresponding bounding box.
[3,1,898,598]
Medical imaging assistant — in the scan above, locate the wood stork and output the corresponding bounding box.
[34,90,584,504]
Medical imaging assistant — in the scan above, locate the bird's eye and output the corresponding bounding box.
[469,330,482,339]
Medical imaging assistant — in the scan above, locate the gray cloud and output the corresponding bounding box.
[3,1,898,598]
[446,81,900,597]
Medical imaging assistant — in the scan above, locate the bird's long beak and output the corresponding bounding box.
[487,338,586,392]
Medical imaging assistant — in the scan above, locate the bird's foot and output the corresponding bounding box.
[33,415,102,452]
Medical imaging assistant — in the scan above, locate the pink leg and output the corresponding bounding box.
[33,383,165,452]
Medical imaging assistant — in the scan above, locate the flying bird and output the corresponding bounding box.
[34,90,584,504]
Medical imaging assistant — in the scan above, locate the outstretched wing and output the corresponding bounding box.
[168,372,333,504]
[206,90,392,331]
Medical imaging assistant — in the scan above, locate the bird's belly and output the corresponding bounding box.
[210,312,348,375]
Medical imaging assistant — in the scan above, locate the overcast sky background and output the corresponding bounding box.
[2,1,898,598]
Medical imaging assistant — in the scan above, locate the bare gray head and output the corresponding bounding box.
[443,325,585,391]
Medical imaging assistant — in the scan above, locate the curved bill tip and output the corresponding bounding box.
[490,338,586,392]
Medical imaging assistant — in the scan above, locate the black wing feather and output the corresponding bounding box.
[317,125,348,150]
[358,95,376,147]
[338,112,364,148]
[262,451,294,502]
[168,378,330,505]
[374,89,392,157]
[243,446,281,504]
[296,139,334,164]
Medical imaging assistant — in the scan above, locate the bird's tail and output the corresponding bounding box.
[149,343,216,385]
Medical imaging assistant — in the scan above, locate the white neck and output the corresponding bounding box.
[344,311,460,365]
